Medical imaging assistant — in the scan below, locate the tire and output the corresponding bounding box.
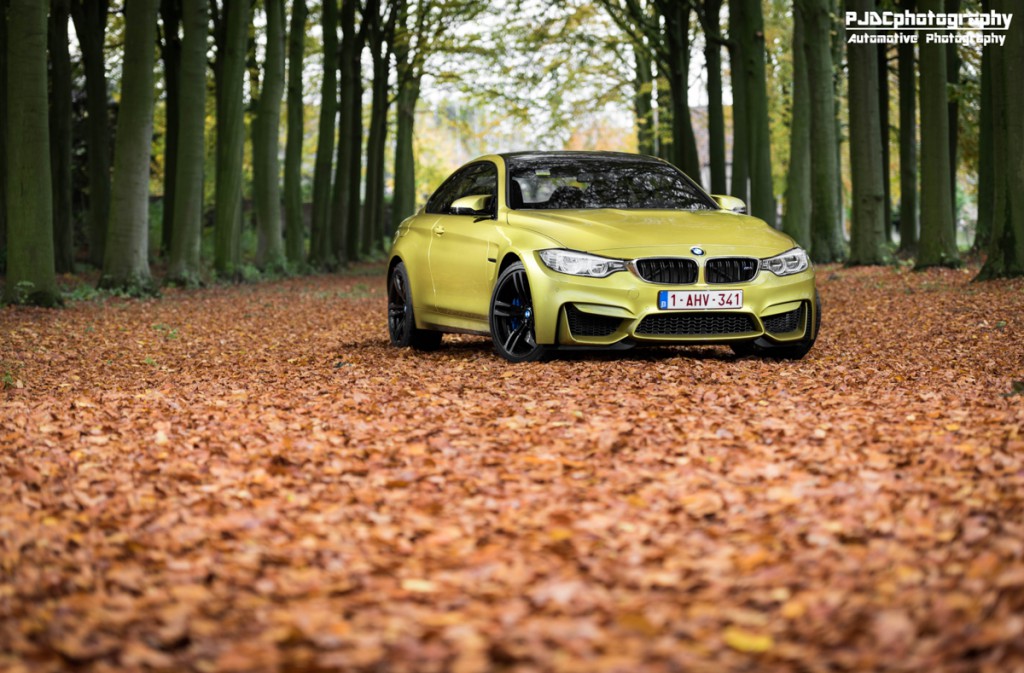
[731,291,822,360]
[489,262,549,362]
[387,262,442,350]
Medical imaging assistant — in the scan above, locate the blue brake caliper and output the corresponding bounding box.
[510,297,522,330]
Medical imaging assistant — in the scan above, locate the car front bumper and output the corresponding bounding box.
[522,252,818,347]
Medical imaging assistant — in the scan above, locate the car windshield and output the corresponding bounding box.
[506,155,716,211]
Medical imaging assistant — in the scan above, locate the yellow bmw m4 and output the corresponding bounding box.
[387,151,820,362]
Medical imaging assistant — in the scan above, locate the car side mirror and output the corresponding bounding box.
[450,194,493,217]
[712,194,747,214]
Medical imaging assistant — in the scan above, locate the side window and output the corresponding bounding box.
[425,162,498,215]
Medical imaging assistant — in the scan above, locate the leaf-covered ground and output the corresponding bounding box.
[2,264,1023,673]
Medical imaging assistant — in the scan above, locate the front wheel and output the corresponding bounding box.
[489,262,549,362]
[388,262,442,350]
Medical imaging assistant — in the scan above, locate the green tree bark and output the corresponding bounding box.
[945,0,959,217]
[391,0,417,234]
[283,0,307,266]
[70,0,111,268]
[915,0,959,269]
[736,0,773,223]
[798,0,845,262]
[213,0,251,278]
[704,0,726,195]
[4,0,59,305]
[657,0,699,177]
[333,0,364,264]
[976,0,1024,279]
[100,0,159,293]
[633,42,655,156]
[781,4,810,249]
[49,0,75,274]
[897,0,917,256]
[878,43,892,241]
[167,0,209,285]
[253,0,286,272]
[846,0,889,266]
[158,0,182,257]
[728,3,749,204]
[362,0,393,257]
[974,2,993,252]
[0,0,7,274]
[310,0,338,268]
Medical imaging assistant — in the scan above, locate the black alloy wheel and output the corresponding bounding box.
[387,262,442,350]
[489,262,548,362]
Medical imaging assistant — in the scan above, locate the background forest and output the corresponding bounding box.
[1,0,1022,306]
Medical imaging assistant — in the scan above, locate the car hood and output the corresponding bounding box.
[507,208,798,258]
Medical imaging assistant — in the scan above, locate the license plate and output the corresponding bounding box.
[658,290,743,310]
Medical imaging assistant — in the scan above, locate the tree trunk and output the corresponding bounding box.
[704,0,726,194]
[728,3,749,204]
[0,0,7,275]
[283,0,306,266]
[49,0,75,274]
[781,4,810,249]
[213,0,251,278]
[70,0,111,268]
[915,0,959,268]
[392,74,420,233]
[332,0,362,264]
[167,0,209,285]
[4,0,59,305]
[877,42,892,241]
[159,0,181,257]
[974,0,993,252]
[99,0,159,292]
[846,0,889,265]
[634,42,655,156]
[945,0,959,221]
[976,0,1024,279]
[363,49,390,256]
[309,0,337,268]
[798,0,845,262]
[253,0,285,272]
[737,0,774,223]
[660,1,699,178]
[897,0,917,256]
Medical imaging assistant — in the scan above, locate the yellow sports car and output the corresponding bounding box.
[387,151,820,362]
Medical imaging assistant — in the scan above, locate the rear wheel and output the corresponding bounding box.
[489,262,549,362]
[731,291,822,360]
[388,262,442,350]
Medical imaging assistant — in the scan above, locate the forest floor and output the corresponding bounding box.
[2,262,1024,672]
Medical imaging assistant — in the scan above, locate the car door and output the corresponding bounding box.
[426,161,501,323]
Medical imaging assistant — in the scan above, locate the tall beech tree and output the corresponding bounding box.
[362,0,395,256]
[974,3,993,252]
[167,0,209,285]
[212,0,251,278]
[100,0,160,292]
[70,0,111,268]
[781,4,810,249]
[733,0,773,223]
[49,0,75,274]
[283,0,306,266]
[5,0,59,305]
[877,43,891,239]
[797,0,844,262]
[159,0,182,256]
[897,0,917,255]
[310,0,338,267]
[700,0,726,195]
[633,41,655,156]
[846,0,888,265]
[915,0,959,269]
[976,0,1024,279]
[728,4,749,205]
[0,0,6,274]
[333,0,364,264]
[253,0,286,271]
[945,0,959,214]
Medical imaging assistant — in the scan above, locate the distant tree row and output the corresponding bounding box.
[1,0,1022,306]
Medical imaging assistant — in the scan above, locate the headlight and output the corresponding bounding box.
[760,247,810,276]
[538,249,626,278]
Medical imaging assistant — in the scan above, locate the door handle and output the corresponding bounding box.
[431,225,445,236]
